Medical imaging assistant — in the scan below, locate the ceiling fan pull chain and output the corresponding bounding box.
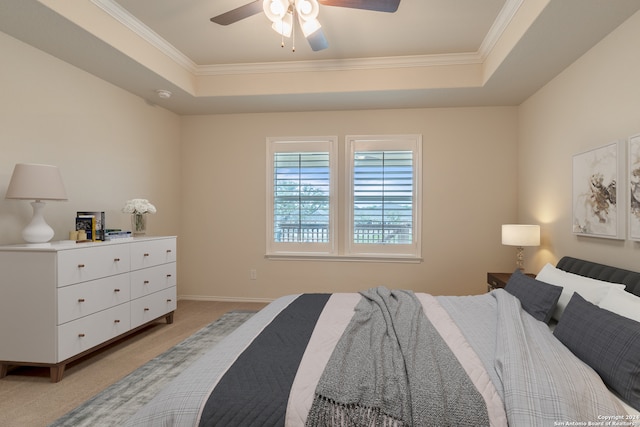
[281,17,285,48]
[292,7,296,52]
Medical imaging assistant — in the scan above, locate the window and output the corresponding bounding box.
[346,135,422,258]
[266,137,337,256]
[266,135,421,261]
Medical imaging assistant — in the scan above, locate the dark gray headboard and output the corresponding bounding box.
[556,256,640,297]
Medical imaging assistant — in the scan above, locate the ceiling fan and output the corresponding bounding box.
[210,0,401,52]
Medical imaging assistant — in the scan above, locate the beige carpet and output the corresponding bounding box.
[0,300,267,427]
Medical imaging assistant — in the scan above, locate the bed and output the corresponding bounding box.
[125,256,640,426]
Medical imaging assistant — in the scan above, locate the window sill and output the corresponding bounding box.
[265,254,423,263]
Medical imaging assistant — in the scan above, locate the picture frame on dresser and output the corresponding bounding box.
[0,236,177,382]
[77,211,106,241]
[628,133,640,241]
[572,140,626,239]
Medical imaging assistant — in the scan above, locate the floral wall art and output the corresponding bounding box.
[628,134,640,241]
[572,141,625,239]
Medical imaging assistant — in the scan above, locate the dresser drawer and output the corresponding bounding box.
[57,303,131,361]
[131,286,176,329]
[57,244,131,287]
[130,262,176,299]
[57,273,131,325]
[130,238,176,271]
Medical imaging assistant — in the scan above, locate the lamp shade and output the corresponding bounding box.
[5,163,68,201]
[501,224,540,247]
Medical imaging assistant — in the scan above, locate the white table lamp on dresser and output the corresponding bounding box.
[5,163,68,244]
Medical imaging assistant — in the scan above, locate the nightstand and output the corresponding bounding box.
[487,272,535,292]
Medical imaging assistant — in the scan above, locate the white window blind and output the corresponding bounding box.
[266,137,337,256]
[353,150,414,244]
[273,152,330,243]
[346,135,422,258]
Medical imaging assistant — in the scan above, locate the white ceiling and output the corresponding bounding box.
[115,0,506,64]
[1,0,640,115]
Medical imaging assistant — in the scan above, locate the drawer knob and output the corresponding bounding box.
[166,249,172,253]
[114,258,120,262]
[77,264,85,268]
[78,298,85,303]
[78,333,85,338]
[144,308,150,312]
[143,280,150,284]
[166,299,172,303]
[114,288,120,293]
[143,253,150,257]
[114,319,120,323]
[166,274,172,278]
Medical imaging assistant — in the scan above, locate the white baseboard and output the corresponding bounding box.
[178,294,275,304]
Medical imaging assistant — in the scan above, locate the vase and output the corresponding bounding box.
[132,213,147,236]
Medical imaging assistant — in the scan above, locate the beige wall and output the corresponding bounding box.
[0,28,521,302]
[519,10,640,273]
[0,32,181,244]
[180,107,518,300]
[2,1,637,305]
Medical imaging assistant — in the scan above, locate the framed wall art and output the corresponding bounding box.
[572,140,625,239]
[628,134,640,241]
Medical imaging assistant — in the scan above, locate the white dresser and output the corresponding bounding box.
[0,236,177,382]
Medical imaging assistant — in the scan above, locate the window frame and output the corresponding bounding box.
[266,136,338,257]
[266,134,422,262]
[345,135,422,259]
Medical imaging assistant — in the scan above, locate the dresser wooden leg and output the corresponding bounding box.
[165,311,174,324]
[0,363,8,379]
[50,364,65,383]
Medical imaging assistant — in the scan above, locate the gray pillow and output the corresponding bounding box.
[554,292,640,410]
[504,269,562,323]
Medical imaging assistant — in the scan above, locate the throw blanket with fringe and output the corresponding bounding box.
[305,287,490,427]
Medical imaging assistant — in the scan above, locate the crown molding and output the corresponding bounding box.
[90,0,198,73]
[195,52,483,76]
[478,0,524,58]
[91,0,520,77]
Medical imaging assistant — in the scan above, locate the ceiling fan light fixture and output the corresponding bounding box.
[263,0,289,21]
[298,1,312,14]
[295,0,319,21]
[271,12,293,37]
[300,17,321,37]
[270,1,285,16]
[212,0,401,51]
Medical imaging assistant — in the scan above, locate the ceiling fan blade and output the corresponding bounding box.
[306,28,329,51]
[210,0,264,25]
[318,0,400,13]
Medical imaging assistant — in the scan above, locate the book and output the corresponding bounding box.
[104,236,133,242]
[77,211,106,241]
[105,230,132,238]
[104,230,132,241]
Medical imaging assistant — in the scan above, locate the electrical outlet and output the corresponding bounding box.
[249,269,257,280]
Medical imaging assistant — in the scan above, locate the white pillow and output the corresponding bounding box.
[535,263,626,321]
[598,287,640,323]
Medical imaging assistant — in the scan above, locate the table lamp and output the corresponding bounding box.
[5,163,68,244]
[501,224,540,271]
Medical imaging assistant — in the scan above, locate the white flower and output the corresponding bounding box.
[122,198,157,215]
